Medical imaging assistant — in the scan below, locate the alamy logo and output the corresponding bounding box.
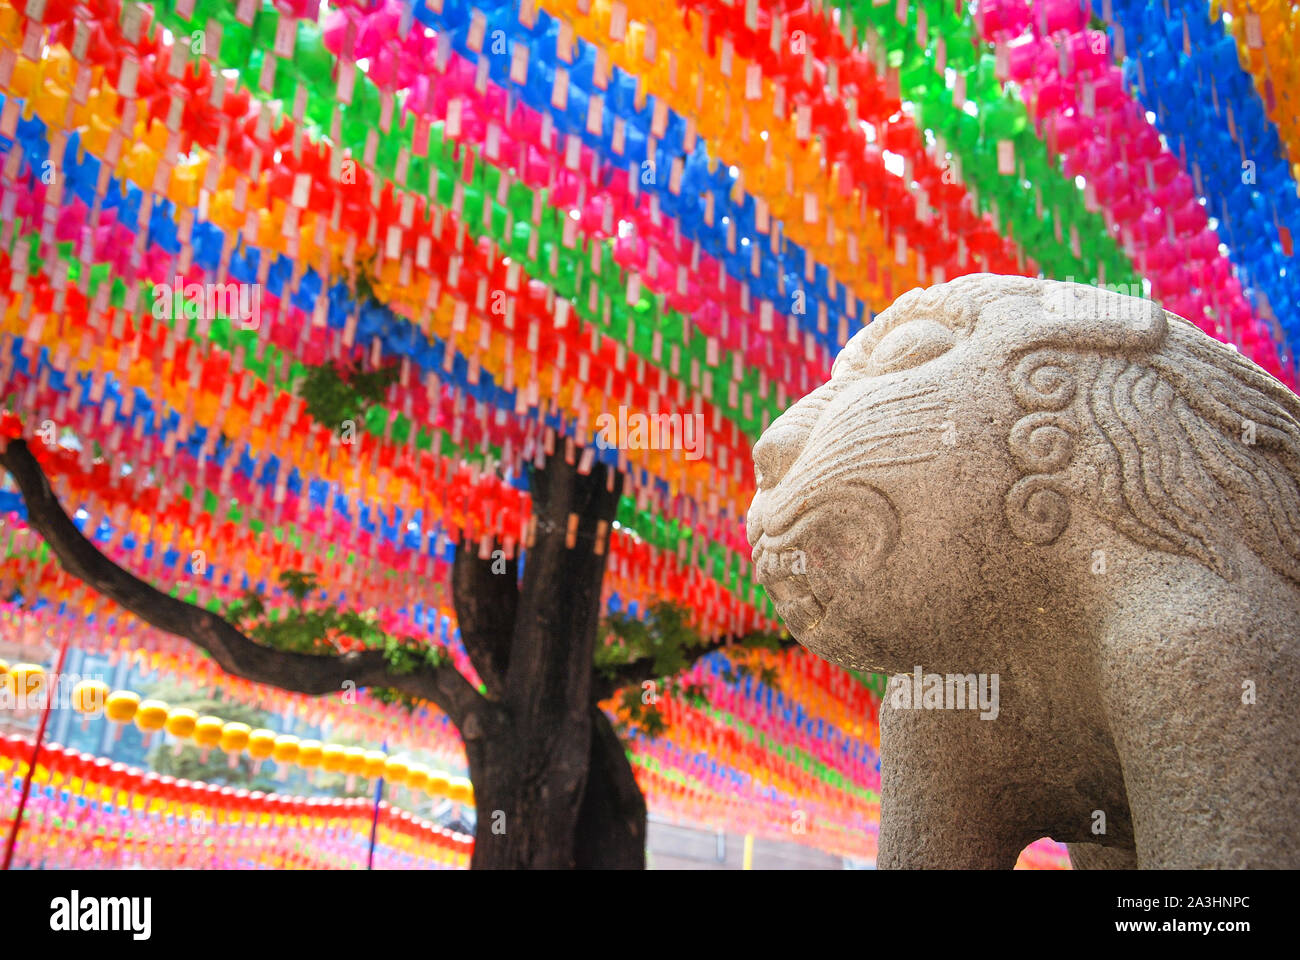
[888,666,1000,720]
[1045,277,1159,328]
[0,672,108,712]
[50,891,151,940]
[152,277,261,328]
[593,407,705,460]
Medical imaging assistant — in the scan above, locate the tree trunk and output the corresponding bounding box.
[455,450,632,869]
[465,704,646,870]
[463,726,584,870]
[575,703,647,869]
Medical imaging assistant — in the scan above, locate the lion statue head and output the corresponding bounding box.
[747,274,1300,672]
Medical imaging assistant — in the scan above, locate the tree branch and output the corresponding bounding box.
[0,437,485,726]
[590,633,800,703]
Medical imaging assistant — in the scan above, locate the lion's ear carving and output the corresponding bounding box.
[983,286,1167,356]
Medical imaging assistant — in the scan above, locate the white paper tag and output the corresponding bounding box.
[796,104,812,140]
[997,139,1015,175]
[274,17,297,58]
[337,62,356,104]
[467,9,487,53]
[510,42,529,84]
[610,2,628,42]
[551,68,569,110]
[1245,12,1263,49]
[0,48,17,89]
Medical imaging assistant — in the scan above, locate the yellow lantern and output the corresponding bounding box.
[446,777,474,805]
[319,743,346,773]
[193,715,224,749]
[72,680,110,715]
[219,722,251,754]
[362,750,388,779]
[4,663,46,705]
[406,764,430,792]
[426,772,451,797]
[164,707,198,739]
[134,700,169,733]
[383,756,410,784]
[342,746,367,776]
[0,658,8,677]
[296,739,323,768]
[104,690,141,724]
[271,734,301,765]
[247,729,277,760]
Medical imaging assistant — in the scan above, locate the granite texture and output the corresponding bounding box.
[747,275,1300,869]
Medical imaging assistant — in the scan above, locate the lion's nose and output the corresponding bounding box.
[751,430,801,490]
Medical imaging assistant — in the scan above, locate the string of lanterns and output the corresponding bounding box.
[0,664,474,801]
[0,732,473,869]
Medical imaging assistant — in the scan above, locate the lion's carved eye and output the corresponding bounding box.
[866,319,955,375]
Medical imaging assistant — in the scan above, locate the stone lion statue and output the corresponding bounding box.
[747,274,1300,869]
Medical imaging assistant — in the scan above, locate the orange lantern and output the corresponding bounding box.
[193,716,224,749]
[342,746,367,777]
[406,764,430,792]
[296,739,324,768]
[164,707,198,739]
[446,777,474,805]
[72,679,110,715]
[319,743,346,773]
[247,729,277,760]
[104,690,140,724]
[271,734,301,765]
[134,700,169,733]
[362,750,388,779]
[383,756,410,784]
[3,663,46,707]
[219,722,251,754]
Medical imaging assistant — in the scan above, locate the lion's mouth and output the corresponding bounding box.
[753,543,826,633]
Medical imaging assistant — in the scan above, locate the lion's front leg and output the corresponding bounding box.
[878,694,1036,869]
[1100,621,1300,869]
[1066,843,1138,869]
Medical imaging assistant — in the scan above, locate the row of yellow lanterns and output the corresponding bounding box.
[0,662,472,804]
